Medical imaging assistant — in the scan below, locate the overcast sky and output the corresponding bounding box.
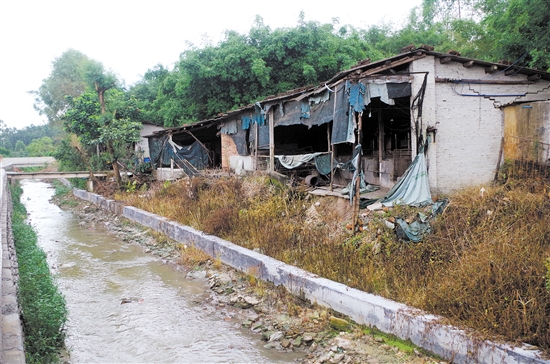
[0,0,421,130]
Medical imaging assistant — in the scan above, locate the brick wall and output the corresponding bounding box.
[221,133,238,171]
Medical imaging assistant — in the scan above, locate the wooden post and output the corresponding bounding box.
[269,107,275,172]
[254,122,259,170]
[352,112,363,232]
[378,108,384,181]
[327,124,334,191]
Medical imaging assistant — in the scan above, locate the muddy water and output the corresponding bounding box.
[21,180,300,363]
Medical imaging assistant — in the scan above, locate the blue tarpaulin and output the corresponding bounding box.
[241,116,252,130]
[148,135,209,176]
[380,139,432,207]
[395,199,449,242]
[331,83,355,144]
[348,81,366,113]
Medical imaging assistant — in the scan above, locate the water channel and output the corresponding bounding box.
[20,180,301,363]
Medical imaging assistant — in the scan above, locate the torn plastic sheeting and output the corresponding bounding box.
[394,199,449,242]
[348,81,366,113]
[309,89,330,104]
[275,152,324,169]
[249,122,270,150]
[380,140,432,207]
[364,83,395,106]
[301,102,311,119]
[331,83,355,145]
[395,218,430,242]
[314,153,333,176]
[148,135,209,174]
[254,102,266,126]
[241,116,252,130]
[230,127,248,156]
[220,119,238,135]
[273,98,333,128]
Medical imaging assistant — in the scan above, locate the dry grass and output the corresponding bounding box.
[177,243,211,267]
[117,163,550,351]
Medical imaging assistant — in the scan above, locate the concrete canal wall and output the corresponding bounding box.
[71,185,548,364]
[0,171,26,363]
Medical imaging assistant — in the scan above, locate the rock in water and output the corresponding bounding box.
[269,331,284,342]
[329,316,349,331]
[186,270,207,279]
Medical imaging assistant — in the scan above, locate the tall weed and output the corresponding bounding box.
[116,164,550,351]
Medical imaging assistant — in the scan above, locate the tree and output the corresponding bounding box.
[0,147,11,157]
[480,0,550,70]
[31,49,96,128]
[14,140,27,157]
[127,64,169,124]
[158,15,384,123]
[63,89,142,186]
[26,137,56,157]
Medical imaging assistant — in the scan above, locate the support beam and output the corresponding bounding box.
[7,171,108,180]
[352,112,363,232]
[254,122,259,170]
[504,68,517,76]
[378,107,384,177]
[269,107,275,172]
[435,78,534,85]
[327,124,334,192]
[359,54,426,78]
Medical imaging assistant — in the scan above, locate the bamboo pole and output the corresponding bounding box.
[254,122,259,170]
[269,108,275,172]
[352,112,363,232]
[378,108,384,181]
[328,124,334,191]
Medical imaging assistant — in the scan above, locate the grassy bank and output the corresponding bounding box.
[10,182,67,363]
[116,163,550,351]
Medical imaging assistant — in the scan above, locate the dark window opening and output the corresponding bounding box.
[274,124,330,155]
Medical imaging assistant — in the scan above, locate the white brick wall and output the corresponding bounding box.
[411,56,550,194]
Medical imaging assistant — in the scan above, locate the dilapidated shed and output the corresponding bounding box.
[147,46,550,193]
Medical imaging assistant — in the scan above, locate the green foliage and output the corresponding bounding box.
[0,122,59,154]
[127,64,169,124]
[126,180,138,193]
[51,180,72,197]
[10,183,67,363]
[63,92,102,144]
[138,16,383,125]
[0,146,11,156]
[30,49,97,127]
[14,140,27,157]
[68,178,88,190]
[481,0,550,70]
[26,136,56,157]
[53,138,88,171]
[62,86,142,183]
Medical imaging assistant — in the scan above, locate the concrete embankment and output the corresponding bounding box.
[0,171,25,363]
[70,185,547,364]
